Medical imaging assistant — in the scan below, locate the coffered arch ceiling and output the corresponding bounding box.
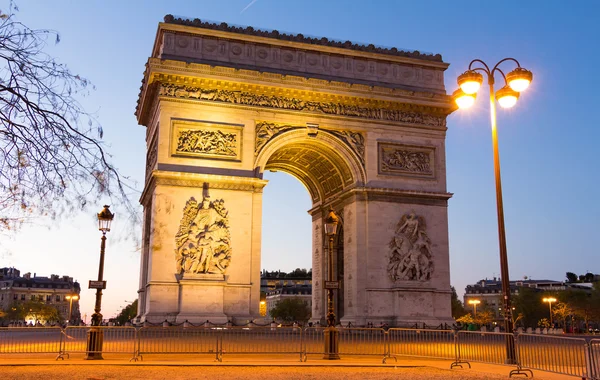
[257,130,364,204]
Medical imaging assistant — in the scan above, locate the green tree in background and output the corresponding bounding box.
[451,286,465,319]
[116,300,138,325]
[269,297,311,323]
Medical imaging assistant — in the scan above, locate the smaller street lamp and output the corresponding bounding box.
[543,297,557,326]
[65,294,79,324]
[85,205,115,360]
[468,299,481,316]
[323,206,340,360]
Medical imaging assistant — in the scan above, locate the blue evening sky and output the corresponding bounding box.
[1,0,598,320]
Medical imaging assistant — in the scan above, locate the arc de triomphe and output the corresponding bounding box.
[135,15,455,326]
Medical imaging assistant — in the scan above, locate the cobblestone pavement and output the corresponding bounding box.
[0,366,514,380]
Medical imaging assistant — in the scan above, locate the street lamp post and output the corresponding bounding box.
[452,59,533,364]
[468,299,481,316]
[85,205,115,360]
[323,207,340,360]
[543,297,557,326]
[65,294,79,325]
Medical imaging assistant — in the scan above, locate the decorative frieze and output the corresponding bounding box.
[388,213,434,282]
[255,122,299,155]
[254,121,365,166]
[328,130,365,165]
[171,119,242,161]
[378,143,435,178]
[175,195,232,275]
[158,83,446,128]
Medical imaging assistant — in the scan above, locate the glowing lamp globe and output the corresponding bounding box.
[97,205,115,233]
[457,70,483,95]
[496,86,519,108]
[452,89,476,109]
[324,207,339,236]
[506,67,533,92]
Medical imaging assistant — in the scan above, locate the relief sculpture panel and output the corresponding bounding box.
[175,196,232,275]
[387,213,434,282]
[378,142,435,178]
[171,119,242,161]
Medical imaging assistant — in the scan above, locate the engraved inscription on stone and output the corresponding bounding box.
[388,213,434,282]
[171,119,242,160]
[378,143,434,178]
[175,195,232,275]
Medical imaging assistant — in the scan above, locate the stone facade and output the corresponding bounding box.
[135,16,455,326]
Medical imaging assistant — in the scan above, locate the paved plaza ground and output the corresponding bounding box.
[0,357,575,380]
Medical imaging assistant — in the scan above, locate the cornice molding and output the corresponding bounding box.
[140,170,268,205]
[136,58,454,122]
[162,15,443,62]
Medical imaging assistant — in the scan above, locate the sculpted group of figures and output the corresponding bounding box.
[159,83,446,127]
[176,129,237,156]
[388,213,434,282]
[175,196,232,275]
[381,149,432,174]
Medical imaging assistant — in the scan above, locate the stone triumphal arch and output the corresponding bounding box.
[135,15,455,326]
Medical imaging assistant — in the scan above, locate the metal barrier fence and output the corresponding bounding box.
[590,339,600,380]
[302,327,325,358]
[3,325,600,379]
[388,328,455,363]
[517,333,590,379]
[338,328,386,359]
[136,326,220,361]
[0,327,62,354]
[60,326,137,359]
[221,327,303,361]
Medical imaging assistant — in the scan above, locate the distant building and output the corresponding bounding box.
[0,267,81,324]
[463,277,593,321]
[265,285,312,319]
[260,270,312,293]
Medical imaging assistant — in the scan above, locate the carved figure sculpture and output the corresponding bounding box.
[175,195,231,275]
[388,213,433,282]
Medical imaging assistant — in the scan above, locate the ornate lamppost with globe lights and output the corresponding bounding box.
[85,205,115,360]
[452,58,533,363]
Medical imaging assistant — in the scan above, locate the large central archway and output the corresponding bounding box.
[135,16,455,326]
[257,127,365,322]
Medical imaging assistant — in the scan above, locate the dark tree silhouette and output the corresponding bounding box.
[0,4,135,231]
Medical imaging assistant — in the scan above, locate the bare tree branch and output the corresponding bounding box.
[0,4,139,233]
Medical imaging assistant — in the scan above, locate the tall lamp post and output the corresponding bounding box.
[543,297,557,326]
[323,207,340,360]
[65,294,79,325]
[452,59,533,364]
[85,205,115,360]
[468,299,481,316]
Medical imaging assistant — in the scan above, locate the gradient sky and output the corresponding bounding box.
[1,0,598,321]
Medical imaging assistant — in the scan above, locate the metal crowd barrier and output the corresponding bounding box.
[59,326,137,360]
[0,327,62,355]
[589,339,600,380]
[388,328,455,364]
[453,331,532,377]
[221,326,303,361]
[517,333,590,379]
[302,327,325,359]
[338,328,386,360]
[135,326,220,361]
[2,325,600,379]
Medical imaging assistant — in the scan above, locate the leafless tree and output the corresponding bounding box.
[0,3,137,231]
